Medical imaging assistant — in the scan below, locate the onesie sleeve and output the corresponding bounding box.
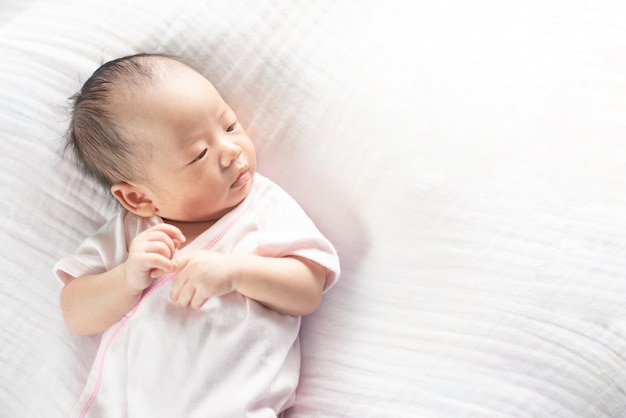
[254,179,340,292]
[53,211,148,285]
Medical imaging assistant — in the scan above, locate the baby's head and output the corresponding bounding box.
[67,53,164,188]
[67,53,257,223]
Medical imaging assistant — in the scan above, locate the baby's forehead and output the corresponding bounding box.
[107,60,180,100]
[107,60,222,140]
[152,57,208,83]
[111,56,198,89]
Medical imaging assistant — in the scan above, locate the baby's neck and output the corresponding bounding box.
[162,219,217,249]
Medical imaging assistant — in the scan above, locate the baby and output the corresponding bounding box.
[54,53,339,417]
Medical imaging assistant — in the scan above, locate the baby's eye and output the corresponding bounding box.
[226,122,237,133]
[193,148,208,162]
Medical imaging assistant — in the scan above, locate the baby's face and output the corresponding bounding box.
[114,61,257,224]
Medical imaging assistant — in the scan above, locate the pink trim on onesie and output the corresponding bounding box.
[79,182,259,417]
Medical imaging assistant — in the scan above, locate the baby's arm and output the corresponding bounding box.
[60,224,185,335]
[170,252,327,316]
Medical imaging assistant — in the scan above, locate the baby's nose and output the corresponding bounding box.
[219,140,242,167]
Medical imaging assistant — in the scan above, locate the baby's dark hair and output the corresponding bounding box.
[65,53,176,188]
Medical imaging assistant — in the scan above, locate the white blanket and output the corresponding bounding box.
[3,0,626,417]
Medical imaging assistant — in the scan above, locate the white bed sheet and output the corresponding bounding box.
[2,0,626,417]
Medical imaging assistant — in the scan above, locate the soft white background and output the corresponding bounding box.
[2,1,626,416]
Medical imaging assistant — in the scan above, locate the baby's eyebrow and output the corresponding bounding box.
[181,131,198,148]
[217,105,229,120]
[180,103,231,147]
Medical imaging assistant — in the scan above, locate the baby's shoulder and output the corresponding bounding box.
[251,173,299,208]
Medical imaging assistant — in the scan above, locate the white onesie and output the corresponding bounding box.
[54,174,340,418]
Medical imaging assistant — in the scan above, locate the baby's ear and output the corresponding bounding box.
[110,182,157,217]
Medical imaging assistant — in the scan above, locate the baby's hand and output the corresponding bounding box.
[169,251,239,310]
[125,224,186,291]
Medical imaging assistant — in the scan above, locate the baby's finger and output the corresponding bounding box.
[148,223,186,248]
[143,254,176,276]
[169,269,188,302]
[140,231,178,258]
[175,283,196,309]
[150,267,174,279]
[141,239,177,260]
[190,293,208,311]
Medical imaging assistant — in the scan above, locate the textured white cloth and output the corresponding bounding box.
[4,1,626,417]
[54,174,339,417]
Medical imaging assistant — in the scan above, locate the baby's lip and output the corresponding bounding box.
[231,165,250,188]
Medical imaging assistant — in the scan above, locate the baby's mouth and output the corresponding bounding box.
[231,166,250,188]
